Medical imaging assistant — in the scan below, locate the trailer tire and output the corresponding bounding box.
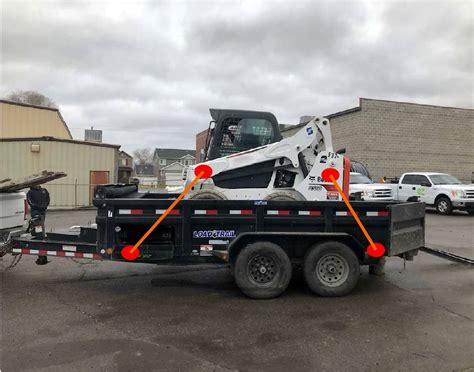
[234,241,292,299]
[304,241,360,297]
[435,196,452,215]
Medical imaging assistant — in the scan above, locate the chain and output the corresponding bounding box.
[1,254,23,270]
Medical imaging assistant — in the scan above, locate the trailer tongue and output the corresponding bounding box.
[9,184,425,299]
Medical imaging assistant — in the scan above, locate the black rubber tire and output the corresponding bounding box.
[234,241,292,299]
[304,241,360,297]
[468,211,474,215]
[435,197,452,215]
[186,190,227,200]
[264,190,306,201]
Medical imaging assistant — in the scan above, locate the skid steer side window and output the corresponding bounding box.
[217,117,274,158]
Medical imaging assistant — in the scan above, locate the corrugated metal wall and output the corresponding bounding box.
[0,140,118,207]
[1,102,72,139]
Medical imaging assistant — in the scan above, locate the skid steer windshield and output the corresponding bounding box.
[217,117,274,158]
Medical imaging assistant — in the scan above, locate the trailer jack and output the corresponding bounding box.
[35,255,49,265]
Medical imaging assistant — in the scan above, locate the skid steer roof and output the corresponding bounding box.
[209,108,279,125]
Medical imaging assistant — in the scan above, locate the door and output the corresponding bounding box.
[398,174,430,202]
[90,171,109,205]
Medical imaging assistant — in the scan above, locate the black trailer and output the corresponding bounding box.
[10,184,425,299]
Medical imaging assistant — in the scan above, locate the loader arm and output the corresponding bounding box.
[190,117,333,178]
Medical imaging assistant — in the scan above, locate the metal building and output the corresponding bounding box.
[1,100,119,207]
[0,137,119,207]
[0,99,72,139]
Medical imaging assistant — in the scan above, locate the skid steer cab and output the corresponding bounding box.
[186,114,350,201]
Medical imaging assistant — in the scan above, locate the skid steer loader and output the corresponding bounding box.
[185,110,350,201]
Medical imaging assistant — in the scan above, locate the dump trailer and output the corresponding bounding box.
[9,184,425,299]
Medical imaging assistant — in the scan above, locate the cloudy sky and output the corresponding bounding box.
[1,0,472,153]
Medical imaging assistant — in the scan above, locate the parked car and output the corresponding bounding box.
[388,172,474,215]
[349,172,393,201]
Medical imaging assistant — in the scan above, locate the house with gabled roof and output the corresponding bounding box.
[153,148,195,185]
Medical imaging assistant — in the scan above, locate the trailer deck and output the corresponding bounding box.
[9,185,426,298]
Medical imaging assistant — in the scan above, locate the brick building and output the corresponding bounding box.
[195,129,208,163]
[282,98,473,182]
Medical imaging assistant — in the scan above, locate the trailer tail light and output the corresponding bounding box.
[131,209,143,215]
[343,157,351,198]
[366,211,389,217]
[24,198,29,220]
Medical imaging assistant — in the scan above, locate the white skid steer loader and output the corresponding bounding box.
[185,116,350,201]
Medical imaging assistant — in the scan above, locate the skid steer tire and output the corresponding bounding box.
[234,241,292,299]
[304,241,360,297]
[264,190,306,201]
[186,190,227,200]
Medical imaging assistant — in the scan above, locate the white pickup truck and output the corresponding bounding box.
[388,172,474,215]
[0,171,66,255]
[0,192,27,252]
[349,172,393,201]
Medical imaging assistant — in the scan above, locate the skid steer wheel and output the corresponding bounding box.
[435,196,452,215]
[234,241,292,299]
[186,190,227,200]
[304,241,360,297]
[264,190,306,201]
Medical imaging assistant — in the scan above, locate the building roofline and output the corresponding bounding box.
[0,99,60,112]
[280,97,472,134]
[327,106,361,119]
[119,150,133,158]
[160,161,186,171]
[196,128,209,136]
[359,97,473,111]
[281,106,361,133]
[0,99,73,139]
[0,136,120,149]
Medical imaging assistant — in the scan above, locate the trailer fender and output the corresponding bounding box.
[227,232,365,264]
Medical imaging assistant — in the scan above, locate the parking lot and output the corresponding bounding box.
[1,210,473,371]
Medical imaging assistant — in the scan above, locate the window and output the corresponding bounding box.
[184,160,189,165]
[430,174,461,185]
[159,159,166,166]
[121,159,128,166]
[216,117,274,158]
[350,174,373,184]
[402,175,430,185]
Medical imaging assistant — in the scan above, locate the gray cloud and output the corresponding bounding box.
[1,0,472,152]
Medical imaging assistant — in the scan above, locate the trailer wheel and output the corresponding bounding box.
[234,241,292,299]
[304,241,360,297]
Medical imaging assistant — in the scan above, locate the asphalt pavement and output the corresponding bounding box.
[1,209,473,371]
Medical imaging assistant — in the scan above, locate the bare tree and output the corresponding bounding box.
[133,148,154,165]
[4,90,57,108]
